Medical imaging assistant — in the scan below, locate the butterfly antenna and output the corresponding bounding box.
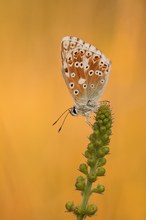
[58,111,70,133]
[52,108,71,126]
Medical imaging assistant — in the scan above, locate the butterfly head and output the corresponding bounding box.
[69,106,78,116]
[53,106,78,132]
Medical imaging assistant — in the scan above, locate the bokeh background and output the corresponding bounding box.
[0,0,146,219]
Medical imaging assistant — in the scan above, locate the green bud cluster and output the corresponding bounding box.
[79,163,88,175]
[92,184,105,194]
[75,176,86,191]
[86,204,97,216]
[65,201,75,212]
[86,105,112,177]
[65,104,113,219]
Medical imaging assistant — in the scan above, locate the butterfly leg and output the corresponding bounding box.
[85,115,93,129]
[98,100,110,107]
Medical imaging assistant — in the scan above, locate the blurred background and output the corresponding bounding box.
[0,0,146,219]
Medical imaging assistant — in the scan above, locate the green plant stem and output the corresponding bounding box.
[65,104,112,219]
[77,163,98,220]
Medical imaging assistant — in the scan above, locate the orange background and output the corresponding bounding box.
[0,0,146,220]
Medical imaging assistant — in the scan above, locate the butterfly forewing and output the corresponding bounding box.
[61,36,111,106]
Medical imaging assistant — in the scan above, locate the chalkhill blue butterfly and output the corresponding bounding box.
[53,36,112,132]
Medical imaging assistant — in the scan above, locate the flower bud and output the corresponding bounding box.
[93,130,100,138]
[97,119,103,126]
[94,139,103,148]
[95,112,101,120]
[105,111,110,117]
[100,126,106,133]
[87,173,97,182]
[106,122,112,129]
[93,122,99,130]
[106,129,112,135]
[96,167,106,176]
[75,176,85,191]
[65,201,74,212]
[84,150,92,159]
[76,176,85,182]
[97,158,107,167]
[87,158,96,167]
[103,118,109,125]
[79,163,88,175]
[96,148,106,158]
[86,204,97,216]
[102,134,110,143]
[87,143,94,152]
[92,184,105,194]
[102,146,110,155]
[89,134,95,142]
[100,114,105,120]
[74,206,85,215]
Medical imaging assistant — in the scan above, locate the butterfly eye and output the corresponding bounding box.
[100,79,105,84]
[90,84,94,88]
[85,51,92,58]
[69,82,74,89]
[80,49,85,56]
[80,62,84,68]
[71,72,76,78]
[75,62,79,68]
[88,70,94,76]
[71,106,78,116]
[95,70,103,76]
[83,83,87,89]
[74,89,79,95]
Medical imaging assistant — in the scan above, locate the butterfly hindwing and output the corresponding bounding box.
[61,36,111,105]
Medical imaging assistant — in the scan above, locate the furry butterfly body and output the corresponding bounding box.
[61,36,112,119]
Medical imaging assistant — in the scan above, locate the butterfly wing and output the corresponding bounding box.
[61,36,111,106]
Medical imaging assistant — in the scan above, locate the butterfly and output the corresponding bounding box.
[53,36,112,132]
